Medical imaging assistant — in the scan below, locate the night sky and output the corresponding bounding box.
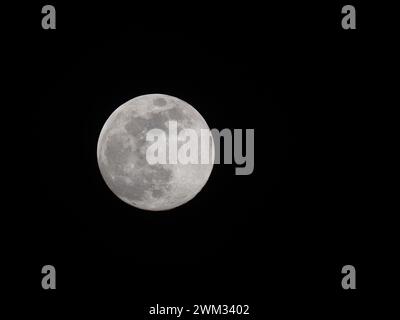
[11,1,396,317]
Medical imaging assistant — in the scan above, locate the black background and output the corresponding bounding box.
[13,1,397,318]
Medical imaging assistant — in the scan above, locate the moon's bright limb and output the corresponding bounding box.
[97,94,214,211]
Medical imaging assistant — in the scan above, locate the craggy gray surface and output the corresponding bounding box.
[97,94,214,211]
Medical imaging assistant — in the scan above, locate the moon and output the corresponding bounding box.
[97,94,214,211]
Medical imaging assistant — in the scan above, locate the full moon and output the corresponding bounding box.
[97,94,214,211]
